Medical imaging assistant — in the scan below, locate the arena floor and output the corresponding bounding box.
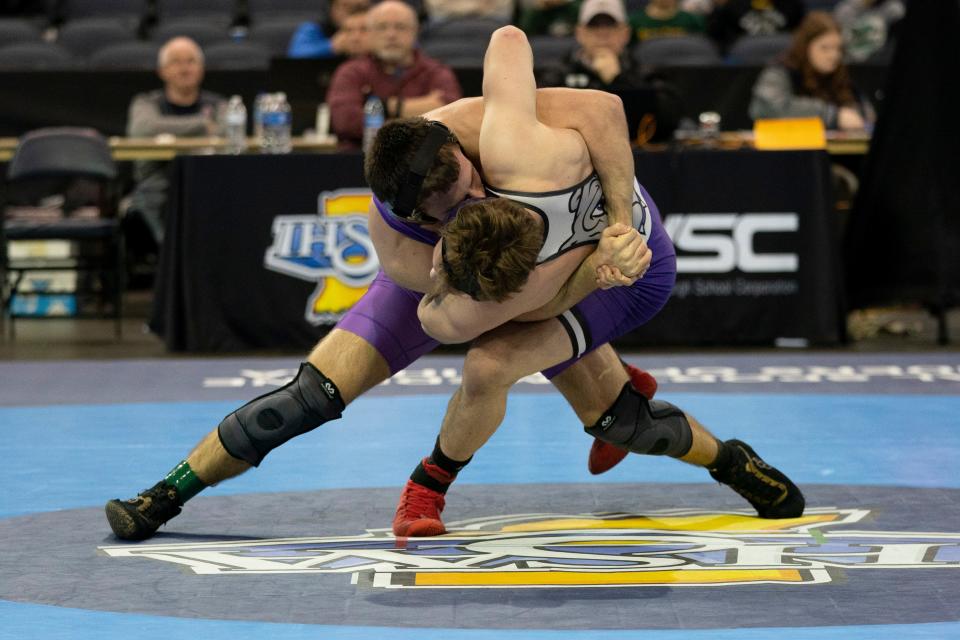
[1,304,959,640]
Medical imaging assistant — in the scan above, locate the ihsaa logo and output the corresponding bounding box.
[99,508,960,589]
[264,189,379,325]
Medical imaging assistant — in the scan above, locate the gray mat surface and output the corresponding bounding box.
[1,483,958,630]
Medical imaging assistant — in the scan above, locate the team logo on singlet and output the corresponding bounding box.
[99,508,960,589]
[264,189,379,325]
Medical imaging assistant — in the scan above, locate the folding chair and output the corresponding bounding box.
[1,128,124,338]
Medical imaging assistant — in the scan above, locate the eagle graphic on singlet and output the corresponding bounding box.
[485,173,650,265]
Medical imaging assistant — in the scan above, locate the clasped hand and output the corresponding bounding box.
[593,223,651,289]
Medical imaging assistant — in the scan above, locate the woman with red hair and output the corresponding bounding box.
[749,11,875,130]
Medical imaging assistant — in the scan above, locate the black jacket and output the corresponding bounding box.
[539,51,683,142]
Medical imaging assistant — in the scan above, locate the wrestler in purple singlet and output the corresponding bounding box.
[336,182,676,377]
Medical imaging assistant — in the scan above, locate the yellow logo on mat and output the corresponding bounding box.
[263,190,378,325]
[99,508,960,589]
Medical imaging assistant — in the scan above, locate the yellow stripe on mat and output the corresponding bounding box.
[413,569,804,587]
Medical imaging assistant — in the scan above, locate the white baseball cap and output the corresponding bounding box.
[578,0,628,25]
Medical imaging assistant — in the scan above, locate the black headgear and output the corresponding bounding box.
[391,121,453,219]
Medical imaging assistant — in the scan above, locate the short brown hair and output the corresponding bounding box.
[435,198,543,302]
[783,11,855,106]
[363,117,461,221]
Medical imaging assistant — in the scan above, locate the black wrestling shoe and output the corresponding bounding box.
[709,439,805,519]
[105,481,182,541]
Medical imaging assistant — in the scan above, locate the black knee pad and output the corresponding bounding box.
[584,382,692,458]
[217,363,345,466]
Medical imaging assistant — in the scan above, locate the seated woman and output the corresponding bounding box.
[749,11,875,131]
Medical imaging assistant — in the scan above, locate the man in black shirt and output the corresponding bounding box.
[539,0,682,143]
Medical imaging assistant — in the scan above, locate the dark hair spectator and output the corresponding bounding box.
[749,11,875,131]
[287,0,372,58]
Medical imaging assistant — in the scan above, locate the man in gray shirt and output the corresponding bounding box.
[126,37,225,246]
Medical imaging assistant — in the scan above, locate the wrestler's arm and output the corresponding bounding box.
[366,201,435,293]
[514,223,650,322]
[416,224,651,340]
[538,90,634,227]
[417,261,563,344]
[428,88,633,204]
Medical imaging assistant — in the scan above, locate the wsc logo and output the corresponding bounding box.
[264,189,379,325]
[100,508,960,589]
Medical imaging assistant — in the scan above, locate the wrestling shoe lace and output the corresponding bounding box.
[709,439,805,519]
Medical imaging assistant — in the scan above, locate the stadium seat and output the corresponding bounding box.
[635,35,722,66]
[420,16,509,42]
[421,38,489,67]
[247,18,306,56]
[151,20,231,47]
[529,35,576,66]
[156,0,237,23]
[203,40,272,70]
[87,41,160,70]
[726,33,792,65]
[60,0,146,21]
[247,0,318,23]
[57,18,138,58]
[0,42,78,70]
[0,18,42,46]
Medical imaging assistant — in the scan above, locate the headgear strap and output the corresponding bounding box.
[392,121,452,219]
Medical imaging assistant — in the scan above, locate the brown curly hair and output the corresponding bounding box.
[783,11,856,107]
[363,117,462,222]
[434,198,543,303]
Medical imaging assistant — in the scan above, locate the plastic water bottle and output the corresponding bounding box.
[362,95,385,155]
[261,92,292,154]
[224,95,247,155]
[253,92,268,149]
[274,92,292,154]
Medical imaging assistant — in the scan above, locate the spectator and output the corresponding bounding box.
[680,0,715,16]
[540,0,682,142]
[424,0,515,23]
[126,37,225,246]
[287,0,372,59]
[631,0,705,42]
[333,8,372,58]
[834,0,905,62]
[327,0,462,150]
[749,11,875,131]
[707,0,805,53]
[518,0,580,37]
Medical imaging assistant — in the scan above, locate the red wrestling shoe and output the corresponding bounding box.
[393,480,447,537]
[587,363,658,475]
